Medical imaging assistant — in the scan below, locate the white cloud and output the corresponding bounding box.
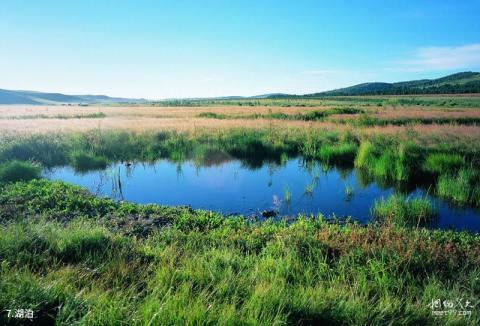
[396,43,480,71]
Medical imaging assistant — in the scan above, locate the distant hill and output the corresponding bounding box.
[2,72,480,104]
[299,72,480,97]
[0,89,147,105]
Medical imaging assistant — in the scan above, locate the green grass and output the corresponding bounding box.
[69,151,108,172]
[316,142,358,166]
[197,112,227,119]
[0,160,41,184]
[423,153,465,174]
[372,194,437,227]
[354,140,424,183]
[141,95,480,108]
[0,180,478,324]
[354,141,374,169]
[197,107,364,122]
[436,169,479,205]
[335,115,480,127]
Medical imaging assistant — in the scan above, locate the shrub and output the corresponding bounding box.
[0,160,41,184]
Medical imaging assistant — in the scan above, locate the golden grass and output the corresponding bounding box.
[0,117,348,134]
[0,105,336,118]
[1,105,479,143]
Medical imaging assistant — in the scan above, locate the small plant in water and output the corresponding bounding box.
[372,194,437,227]
[280,152,288,166]
[344,185,354,201]
[304,183,314,195]
[284,185,292,205]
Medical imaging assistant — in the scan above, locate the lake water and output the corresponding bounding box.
[44,158,480,232]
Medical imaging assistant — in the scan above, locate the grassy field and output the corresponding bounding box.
[1,180,479,325]
[1,95,480,136]
[1,95,480,324]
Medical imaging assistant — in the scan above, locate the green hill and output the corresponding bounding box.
[305,72,480,96]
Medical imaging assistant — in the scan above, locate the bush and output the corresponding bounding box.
[0,160,41,184]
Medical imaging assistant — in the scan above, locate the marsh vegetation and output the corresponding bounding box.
[1,180,479,324]
[1,96,480,324]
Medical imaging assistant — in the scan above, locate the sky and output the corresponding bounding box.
[1,1,480,99]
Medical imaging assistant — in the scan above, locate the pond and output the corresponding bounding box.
[44,157,480,232]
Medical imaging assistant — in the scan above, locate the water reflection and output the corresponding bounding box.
[44,156,480,232]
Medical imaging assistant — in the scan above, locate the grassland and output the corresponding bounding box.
[1,95,480,136]
[1,180,479,325]
[1,95,480,324]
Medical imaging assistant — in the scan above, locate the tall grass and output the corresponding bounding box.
[436,168,479,205]
[317,143,357,166]
[372,194,437,227]
[354,141,374,168]
[69,151,108,172]
[423,153,464,174]
[354,140,423,183]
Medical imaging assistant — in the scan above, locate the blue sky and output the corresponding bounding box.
[1,1,479,99]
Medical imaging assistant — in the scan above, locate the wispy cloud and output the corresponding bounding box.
[394,43,480,71]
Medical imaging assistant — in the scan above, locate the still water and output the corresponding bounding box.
[44,158,480,232]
